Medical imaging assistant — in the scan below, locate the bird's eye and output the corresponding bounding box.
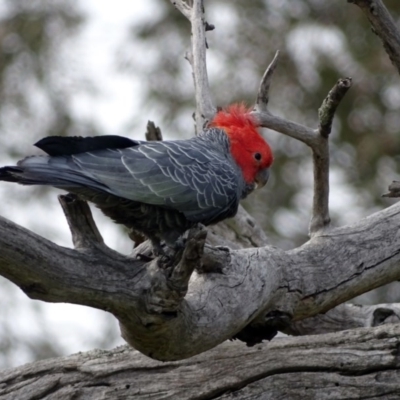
[254,152,262,161]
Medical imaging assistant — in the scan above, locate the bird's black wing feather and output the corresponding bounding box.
[35,135,140,156]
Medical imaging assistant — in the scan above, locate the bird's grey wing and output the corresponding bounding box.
[69,140,241,224]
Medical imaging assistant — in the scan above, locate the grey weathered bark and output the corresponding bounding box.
[1,0,400,398]
[348,0,400,75]
[2,324,400,399]
[1,193,400,361]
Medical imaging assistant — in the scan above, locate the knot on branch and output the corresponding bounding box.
[383,181,400,198]
[204,21,215,31]
[372,307,400,326]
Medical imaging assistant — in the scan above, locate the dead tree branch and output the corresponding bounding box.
[0,0,399,374]
[348,0,400,74]
[171,0,215,129]
[190,0,215,127]
[310,77,352,234]
[1,192,400,360]
[253,57,351,236]
[2,324,400,399]
[255,50,280,111]
[318,78,352,138]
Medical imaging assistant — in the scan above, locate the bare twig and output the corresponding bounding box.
[59,194,104,250]
[145,120,163,141]
[348,0,400,75]
[309,143,330,236]
[255,50,280,112]
[253,111,318,147]
[252,51,318,147]
[170,0,216,130]
[169,0,192,20]
[310,78,352,235]
[318,77,352,138]
[254,71,352,236]
[190,0,216,129]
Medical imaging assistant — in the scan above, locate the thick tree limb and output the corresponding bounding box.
[2,324,400,399]
[348,0,400,75]
[1,192,400,360]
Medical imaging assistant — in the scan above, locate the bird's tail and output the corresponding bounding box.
[0,156,109,192]
[0,166,24,183]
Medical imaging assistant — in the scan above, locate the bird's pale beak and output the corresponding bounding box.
[254,168,270,189]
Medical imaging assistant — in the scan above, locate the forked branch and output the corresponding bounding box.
[253,54,351,236]
[310,77,352,234]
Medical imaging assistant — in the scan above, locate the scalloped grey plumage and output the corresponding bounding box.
[0,129,255,252]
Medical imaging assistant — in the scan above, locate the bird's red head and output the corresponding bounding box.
[210,104,273,186]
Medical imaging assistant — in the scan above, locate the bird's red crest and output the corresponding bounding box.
[210,104,273,184]
[210,104,257,131]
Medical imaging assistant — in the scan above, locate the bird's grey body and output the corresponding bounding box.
[0,130,253,249]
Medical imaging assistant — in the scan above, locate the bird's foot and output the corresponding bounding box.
[150,240,173,267]
[172,237,186,252]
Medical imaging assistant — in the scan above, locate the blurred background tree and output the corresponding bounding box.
[0,0,399,368]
